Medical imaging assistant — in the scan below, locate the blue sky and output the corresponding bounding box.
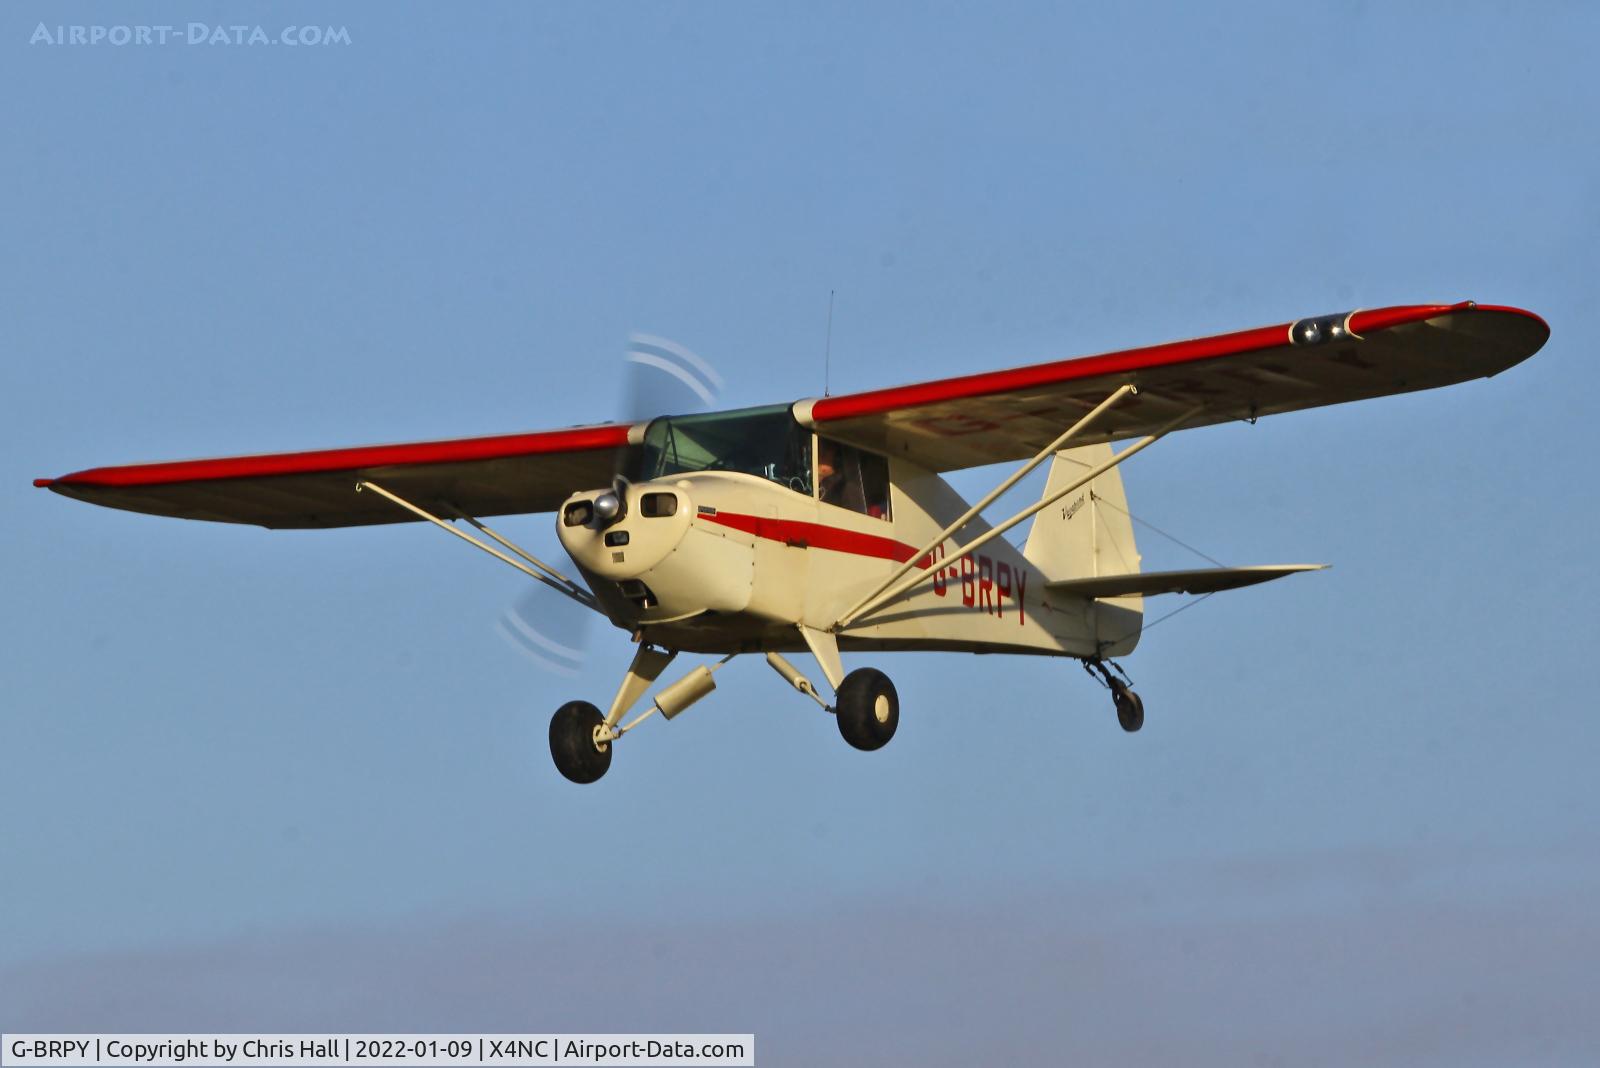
[3,2,1597,1063]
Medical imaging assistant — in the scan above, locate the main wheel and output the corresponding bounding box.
[835,668,899,751]
[1110,679,1144,733]
[549,700,612,783]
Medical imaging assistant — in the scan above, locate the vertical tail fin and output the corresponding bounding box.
[1024,444,1143,654]
[1023,444,1140,581]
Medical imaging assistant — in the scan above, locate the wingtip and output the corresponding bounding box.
[33,477,55,488]
[1472,301,1551,336]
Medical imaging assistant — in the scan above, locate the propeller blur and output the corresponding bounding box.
[496,334,724,673]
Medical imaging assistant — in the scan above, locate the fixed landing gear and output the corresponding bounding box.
[1110,677,1144,732]
[549,700,612,784]
[834,667,899,751]
[766,648,900,754]
[1085,659,1144,733]
[548,645,902,782]
[547,646,724,784]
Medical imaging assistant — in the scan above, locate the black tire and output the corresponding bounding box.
[549,700,612,783]
[1111,680,1144,733]
[835,667,899,751]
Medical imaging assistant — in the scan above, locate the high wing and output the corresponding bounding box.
[796,302,1548,471]
[35,423,631,529]
[36,301,1548,528]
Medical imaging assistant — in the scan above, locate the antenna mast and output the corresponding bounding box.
[824,289,835,396]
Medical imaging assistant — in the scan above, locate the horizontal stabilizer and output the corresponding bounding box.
[1046,564,1327,599]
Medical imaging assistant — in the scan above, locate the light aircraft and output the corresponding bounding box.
[36,301,1548,782]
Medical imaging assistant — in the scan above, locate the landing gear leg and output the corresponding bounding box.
[793,626,900,753]
[1084,658,1144,733]
[548,644,677,784]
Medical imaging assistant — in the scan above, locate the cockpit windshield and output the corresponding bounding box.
[635,404,813,495]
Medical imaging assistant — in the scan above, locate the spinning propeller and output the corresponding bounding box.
[496,334,724,674]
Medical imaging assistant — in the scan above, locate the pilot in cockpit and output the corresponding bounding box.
[817,438,890,519]
[815,438,865,513]
[816,439,842,501]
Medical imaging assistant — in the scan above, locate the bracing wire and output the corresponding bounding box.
[1135,590,1220,638]
[1089,492,1226,640]
[1092,491,1227,568]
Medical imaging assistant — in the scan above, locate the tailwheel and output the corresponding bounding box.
[835,667,899,751]
[549,700,612,784]
[1085,658,1144,733]
[1110,678,1144,733]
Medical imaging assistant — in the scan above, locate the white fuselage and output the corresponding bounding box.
[556,458,1140,660]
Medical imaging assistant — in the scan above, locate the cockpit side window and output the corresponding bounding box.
[816,438,892,521]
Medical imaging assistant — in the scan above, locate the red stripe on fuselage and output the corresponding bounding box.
[697,511,931,569]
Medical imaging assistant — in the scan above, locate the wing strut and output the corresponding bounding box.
[356,480,599,612]
[834,402,1204,630]
[833,383,1138,628]
[445,505,595,600]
